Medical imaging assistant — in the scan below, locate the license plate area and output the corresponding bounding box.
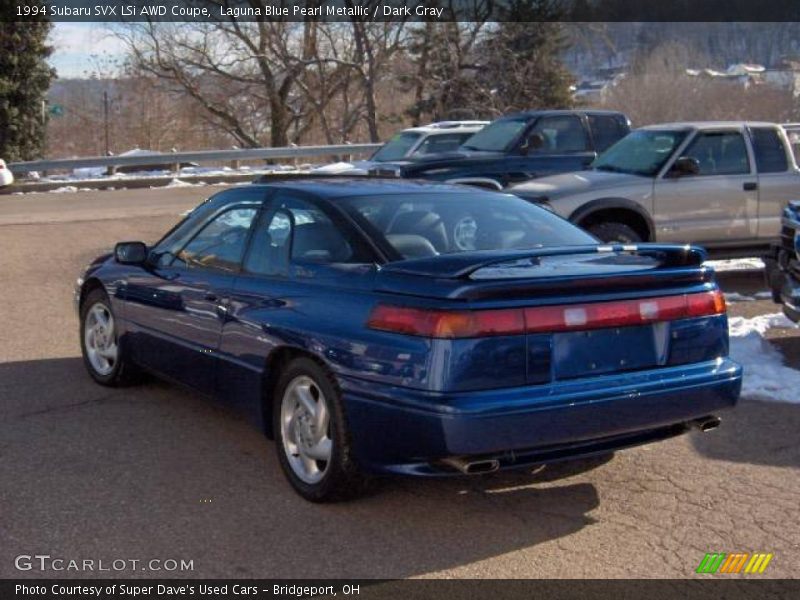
[553,323,669,380]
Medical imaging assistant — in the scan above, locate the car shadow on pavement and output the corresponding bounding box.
[1,356,602,579]
[690,396,800,469]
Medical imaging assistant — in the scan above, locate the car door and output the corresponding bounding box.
[653,129,757,244]
[216,191,377,421]
[124,195,262,394]
[749,126,799,240]
[509,114,595,183]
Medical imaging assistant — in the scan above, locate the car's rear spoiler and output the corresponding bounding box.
[380,244,708,279]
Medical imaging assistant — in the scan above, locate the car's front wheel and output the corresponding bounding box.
[273,357,369,502]
[80,288,140,386]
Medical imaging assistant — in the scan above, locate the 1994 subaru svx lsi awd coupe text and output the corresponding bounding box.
[75,178,742,501]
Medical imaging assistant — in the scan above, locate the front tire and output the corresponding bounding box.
[273,357,369,502]
[80,288,140,386]
[586,221,643,244]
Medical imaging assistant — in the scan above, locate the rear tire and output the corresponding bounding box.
[586,221,643,244]
[79,288,141,386]
[273,357,370,502]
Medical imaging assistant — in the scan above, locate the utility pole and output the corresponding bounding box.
[103,90,110,155]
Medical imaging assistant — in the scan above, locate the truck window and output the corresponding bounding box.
[750,128,789,173]
[682,131,750,176]
[529,116,589,153]
[588,115,627,152]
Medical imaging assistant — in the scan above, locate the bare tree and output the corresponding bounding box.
[115,12,316,148]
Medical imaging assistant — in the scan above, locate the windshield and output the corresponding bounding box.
[371,132,422,162]
[461,117,530,152]
[339,192,595,260]
[592,129,689,176]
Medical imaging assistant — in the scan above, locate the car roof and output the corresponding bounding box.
[251,177,500,199]
[499,109,626,120]
[642,121,781,131]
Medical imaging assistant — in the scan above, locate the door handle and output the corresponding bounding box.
[743,182,758,191]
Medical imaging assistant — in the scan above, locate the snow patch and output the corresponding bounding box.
[724,292,756,303]
[50,186,79,193]
[706,258,765,272]
[165,178,204,188]
[729,312,800,403]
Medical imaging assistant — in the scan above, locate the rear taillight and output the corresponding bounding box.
[367,290,726,338]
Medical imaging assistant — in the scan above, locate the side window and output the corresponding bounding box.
[151,188,265,267]
[588,115,627,152]
[414,133,473,155]
[682,132,750,176]
[172,206,259,272]
[243,195,368,276]
[528,116,589,153]
[750,128,789,173]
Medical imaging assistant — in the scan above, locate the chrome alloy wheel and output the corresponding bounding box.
[280,375,332,484]
[84,302,118,376]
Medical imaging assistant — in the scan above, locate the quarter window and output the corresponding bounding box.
[682,131,750,176]
[172,206,259,272]
[588,115,627,152]
[750,128,789,173]
[243,194,369,276]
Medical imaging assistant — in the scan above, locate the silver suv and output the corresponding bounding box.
[512,122,800,257]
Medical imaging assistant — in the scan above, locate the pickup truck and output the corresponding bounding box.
[369,110,630,190]
[765,200,800,322]
[511,121,800,257]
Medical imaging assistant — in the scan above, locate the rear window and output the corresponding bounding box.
[751,127,789,173]
[413,132,472,156]
[339,192,594,260]
[372,132,422,162]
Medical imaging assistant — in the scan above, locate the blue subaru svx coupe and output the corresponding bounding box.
[76,178,742,501]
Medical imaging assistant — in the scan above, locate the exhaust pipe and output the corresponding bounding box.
[441,456,500,475]
[692,416,721,433]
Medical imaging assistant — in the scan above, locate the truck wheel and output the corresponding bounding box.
[587,221,643,244]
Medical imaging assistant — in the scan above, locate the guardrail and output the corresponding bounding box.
[7,143,383,175]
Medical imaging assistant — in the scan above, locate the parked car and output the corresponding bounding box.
[312,121,488,175]
[0,159,14,187]
[76,177,741,501]
[369,110,630,189]
[511,122,800,257]
[765,200,800,322]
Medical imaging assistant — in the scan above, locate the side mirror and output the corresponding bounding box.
[114,241,148,265]
[667,156,700,178]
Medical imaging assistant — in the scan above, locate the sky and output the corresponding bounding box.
[49,23,127,78]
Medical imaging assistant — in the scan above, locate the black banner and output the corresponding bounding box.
[2,579,799,600]
[4,0,800,23]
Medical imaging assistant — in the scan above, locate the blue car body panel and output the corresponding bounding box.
[766,201,800,322]
[76,179,741,476]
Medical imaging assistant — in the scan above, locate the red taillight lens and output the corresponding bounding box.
[367,305,525,338]
[368,290,726,338]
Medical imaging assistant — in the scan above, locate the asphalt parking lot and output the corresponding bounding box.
[1,186,798,579]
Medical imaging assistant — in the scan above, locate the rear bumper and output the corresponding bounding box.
[340,358,742,475]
